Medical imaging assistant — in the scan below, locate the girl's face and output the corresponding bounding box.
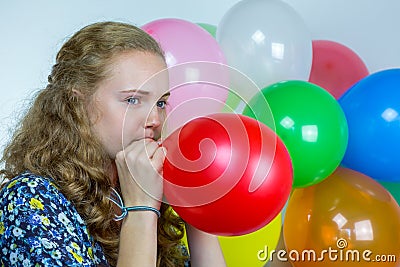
[88,51,169,159]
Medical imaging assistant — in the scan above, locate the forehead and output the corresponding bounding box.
[107,51,169,96]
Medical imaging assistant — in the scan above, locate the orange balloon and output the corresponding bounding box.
[283,167,400,267]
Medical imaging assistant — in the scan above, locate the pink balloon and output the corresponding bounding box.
[142,19,228,134]
[309,40,369,99]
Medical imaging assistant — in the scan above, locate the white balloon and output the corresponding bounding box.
[217,0,312,89]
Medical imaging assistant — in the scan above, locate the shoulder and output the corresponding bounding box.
[0,172,70,210]
[0,171,86,226]
[0,171,84,228]
[1,171,58,194]
[0,172,109,266]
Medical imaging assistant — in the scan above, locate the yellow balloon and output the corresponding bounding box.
[218,213,282,267]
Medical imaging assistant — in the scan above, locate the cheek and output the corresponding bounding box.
[161,109,167,121]
[86,95,129,157]
[121,121,136,145]
[122,110,148,143]
[90,110,126,157]
[95,118,124,156]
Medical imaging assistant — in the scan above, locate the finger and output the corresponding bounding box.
[123,138,156,158]
[151,146,167,172]
[144,140,161,159]
[116,139,150,170]
[123,138,148,153]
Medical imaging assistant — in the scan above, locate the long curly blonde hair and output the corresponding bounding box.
[0,21,187,266]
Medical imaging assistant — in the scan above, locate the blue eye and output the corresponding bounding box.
[127,97,140,105]
[157,100,167,109]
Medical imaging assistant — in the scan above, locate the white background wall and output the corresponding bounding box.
[0,0,399,150]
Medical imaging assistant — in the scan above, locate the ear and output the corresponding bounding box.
[72,89,84,99]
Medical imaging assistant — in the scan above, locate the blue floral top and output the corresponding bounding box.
[0,172,109,266]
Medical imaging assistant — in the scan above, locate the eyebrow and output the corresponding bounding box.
[120,89,170,98]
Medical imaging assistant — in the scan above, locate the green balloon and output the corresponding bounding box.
[379,181,400,205]
[243,80,348,188]
[197,22,217,38]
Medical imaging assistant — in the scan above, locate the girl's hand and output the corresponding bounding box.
[115,138,166,210]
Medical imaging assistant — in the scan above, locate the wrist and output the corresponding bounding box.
[121,208,160,225]
[124,205,161,218]
[108,188,161,221]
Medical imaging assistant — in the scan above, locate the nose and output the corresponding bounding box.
[145,106,161,128]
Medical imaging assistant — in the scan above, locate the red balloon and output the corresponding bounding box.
[162,113,293,236]
[309,40,369,99]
